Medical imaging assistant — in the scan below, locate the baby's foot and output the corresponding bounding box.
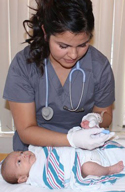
[109,161,124,174]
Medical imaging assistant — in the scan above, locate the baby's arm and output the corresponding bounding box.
[81,112,106,129]
[81,161,124,178]
[81,113,101,129]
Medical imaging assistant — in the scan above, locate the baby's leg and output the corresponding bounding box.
[81,161,124,178]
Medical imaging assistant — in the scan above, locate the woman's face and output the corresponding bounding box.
[49,31,91,69]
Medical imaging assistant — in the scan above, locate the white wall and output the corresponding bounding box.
[0,134,13,153]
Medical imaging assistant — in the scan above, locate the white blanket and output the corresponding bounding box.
[26,142,125,190]
[0,138,125,192]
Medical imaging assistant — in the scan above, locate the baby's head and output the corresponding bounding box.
[1,151,36,184]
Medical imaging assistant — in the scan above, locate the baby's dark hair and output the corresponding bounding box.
[23,0,94,74]
[1,153,18,184]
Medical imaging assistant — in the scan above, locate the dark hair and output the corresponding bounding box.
[23,0,94,74]
[1,154,18,184]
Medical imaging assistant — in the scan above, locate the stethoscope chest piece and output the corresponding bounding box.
[41,107,54,120]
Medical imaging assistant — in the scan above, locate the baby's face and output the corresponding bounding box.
[8,151,36,180]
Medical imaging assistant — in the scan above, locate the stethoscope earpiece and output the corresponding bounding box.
[63,106,84,112]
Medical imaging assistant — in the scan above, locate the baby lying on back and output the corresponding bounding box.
[2,113,121,190]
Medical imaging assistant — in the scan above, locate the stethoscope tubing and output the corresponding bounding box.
[45,59,49,107]
[69,61,86,83]
[42,59,86,120]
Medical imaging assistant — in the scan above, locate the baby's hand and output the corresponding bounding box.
[81,120,90,129]
[81,120,99,129]
[81,113,103,129]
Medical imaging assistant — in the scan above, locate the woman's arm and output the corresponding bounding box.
[92,104,113,128]
[9,101,70,147]
[9,101,114,149]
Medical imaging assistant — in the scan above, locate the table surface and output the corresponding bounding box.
[0,154,8,162]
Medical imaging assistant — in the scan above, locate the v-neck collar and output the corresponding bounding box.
[48,59,79,89]
[46,59,80,104]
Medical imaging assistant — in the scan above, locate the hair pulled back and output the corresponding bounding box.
[23,0,94,74]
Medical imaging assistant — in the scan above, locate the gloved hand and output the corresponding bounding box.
[67,126,115,150]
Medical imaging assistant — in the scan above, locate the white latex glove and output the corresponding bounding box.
[67,126,115,150]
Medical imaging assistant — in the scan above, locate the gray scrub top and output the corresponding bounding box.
[3,45,115,151]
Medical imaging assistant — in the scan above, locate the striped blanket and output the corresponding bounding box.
[26,141,125,190]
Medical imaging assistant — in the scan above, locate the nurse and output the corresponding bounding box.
[3,0,115,151]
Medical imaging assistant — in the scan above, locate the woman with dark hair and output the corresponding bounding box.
[3,0,115,151]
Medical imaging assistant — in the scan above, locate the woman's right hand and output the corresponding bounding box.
[67,126,115,150]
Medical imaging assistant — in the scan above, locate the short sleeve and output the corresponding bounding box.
[94,59,115,108]
[3,49,35,103]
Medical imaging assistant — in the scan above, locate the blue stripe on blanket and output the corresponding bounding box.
[72,152,125,186]
[100,141,124,150]
[43,147,64,189]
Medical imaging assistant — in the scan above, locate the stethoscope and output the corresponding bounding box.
[41,59,86,120]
